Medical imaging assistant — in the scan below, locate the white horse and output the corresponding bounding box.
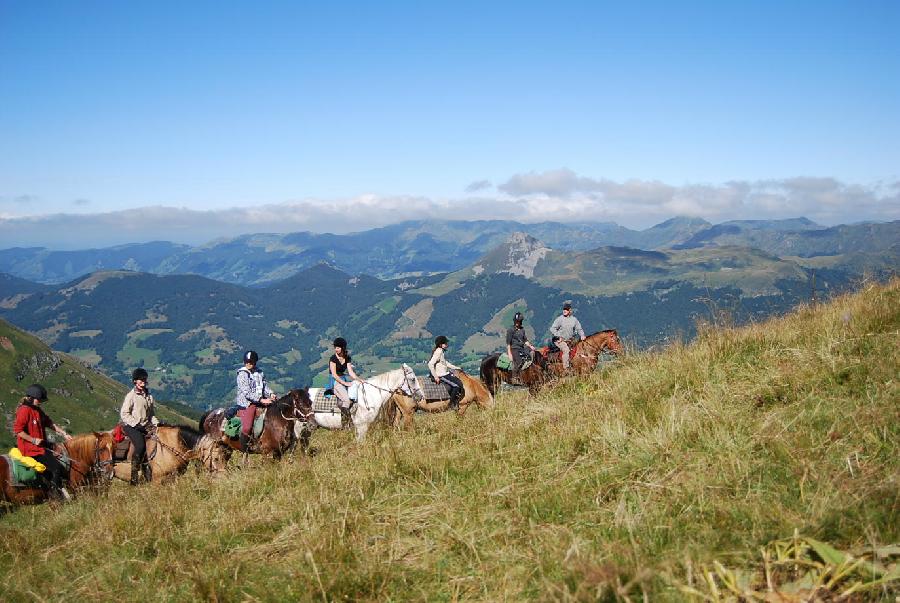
[299,363,424,442]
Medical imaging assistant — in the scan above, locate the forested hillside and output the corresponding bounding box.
[0,318,197,449]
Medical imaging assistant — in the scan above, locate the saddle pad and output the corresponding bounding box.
[253,410,266,438]
[497,354,532,371]
[3,455,38,485]
[417,378,451,401]
[310,388,339,413]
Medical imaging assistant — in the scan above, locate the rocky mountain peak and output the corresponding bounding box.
[500,232,550,278]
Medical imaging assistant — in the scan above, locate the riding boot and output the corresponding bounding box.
[340,407,352,429]
[238,433,250,452]
[449,391,461,410]
[58,486,72,501]
[129,461,141,486]
[510,368,521,385]
[141,461,152,484]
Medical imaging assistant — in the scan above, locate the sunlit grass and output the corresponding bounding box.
[1,279,897,601]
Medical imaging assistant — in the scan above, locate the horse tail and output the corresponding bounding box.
[381,393,399,428]
[480,353,500,396]
[198,410,211,434]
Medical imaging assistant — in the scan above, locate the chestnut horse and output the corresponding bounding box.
[387,369,493,429]
[0,432,115,507]
[545,329,623,376]
[110,424,229,483]
[199,389,315,460]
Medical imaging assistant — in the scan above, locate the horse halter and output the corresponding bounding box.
[400,365,424,402]
[280,392,315,424]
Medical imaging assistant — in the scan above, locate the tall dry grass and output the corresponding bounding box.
[1,279,897,601]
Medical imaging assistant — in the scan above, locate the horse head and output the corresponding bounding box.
[601,329,623,355]
[400,363,424,402]
[64,432,116,487]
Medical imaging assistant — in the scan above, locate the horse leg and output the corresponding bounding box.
[355,421,370,442]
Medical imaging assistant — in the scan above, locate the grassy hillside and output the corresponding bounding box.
[0,318,196,449]
[0,280,897,601]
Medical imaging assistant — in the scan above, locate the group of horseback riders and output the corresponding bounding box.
[9,301,589,499]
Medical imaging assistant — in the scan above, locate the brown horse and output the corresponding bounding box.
[387,369,494,429]
[0,432,115,507]
[199,389,315,460]
[111,425,228,483]
[545,329,623,376]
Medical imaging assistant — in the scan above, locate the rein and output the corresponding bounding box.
[149,430,195,464]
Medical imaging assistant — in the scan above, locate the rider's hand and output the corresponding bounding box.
[62,433,73,441]
[151,416,160,426]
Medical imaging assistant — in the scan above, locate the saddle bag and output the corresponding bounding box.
[223,417,242,439]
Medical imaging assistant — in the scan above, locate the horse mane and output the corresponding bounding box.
[365,367,403,389]
[65,433,100,463]
[173,425,205,450]
[588,329,617,337]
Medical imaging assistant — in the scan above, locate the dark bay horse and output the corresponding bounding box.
[199,389,315,460]
[480,352,550,396]
[0,432,115,507]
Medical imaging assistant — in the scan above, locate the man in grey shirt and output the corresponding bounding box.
[549,302,585,370]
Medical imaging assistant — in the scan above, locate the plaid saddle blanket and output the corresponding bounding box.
[417,378,451,401]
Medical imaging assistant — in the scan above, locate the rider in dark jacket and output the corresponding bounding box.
[506,312,536,383]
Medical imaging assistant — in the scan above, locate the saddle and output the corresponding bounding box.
[218,406,267,441]
[541,340,578,364]
[2,454,42,487]
[112,428,158,462]
[497,353,533,372]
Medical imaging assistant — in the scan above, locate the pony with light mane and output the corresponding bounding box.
[110,424,228,483]
[300,364,424,442]
[386,369,493,430]
[0,431,115,507]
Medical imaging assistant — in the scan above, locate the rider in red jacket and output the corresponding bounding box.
[12,384,73,500]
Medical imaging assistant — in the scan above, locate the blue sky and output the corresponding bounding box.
[1,1,898,246]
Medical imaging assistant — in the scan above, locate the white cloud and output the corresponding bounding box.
[0,172,897,248]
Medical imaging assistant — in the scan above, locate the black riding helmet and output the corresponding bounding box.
[333,337,347,349]
[513,311,524,325]
[434,335,448,347]
[243,350,259,363]
[25,383,48,401]
[132,368,149,382]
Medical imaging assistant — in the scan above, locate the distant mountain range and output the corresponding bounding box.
[3,216,891,287]
[0,217,894,410]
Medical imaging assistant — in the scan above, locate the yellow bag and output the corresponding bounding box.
[9,448,47,473]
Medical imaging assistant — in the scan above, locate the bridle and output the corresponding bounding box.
[65,437,115,485]
[357,365,424,408]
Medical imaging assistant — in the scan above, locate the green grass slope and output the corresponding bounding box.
[0,318,196,450]
[1,280,897,601]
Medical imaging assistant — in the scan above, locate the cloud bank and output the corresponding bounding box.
[1,171,897,248]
